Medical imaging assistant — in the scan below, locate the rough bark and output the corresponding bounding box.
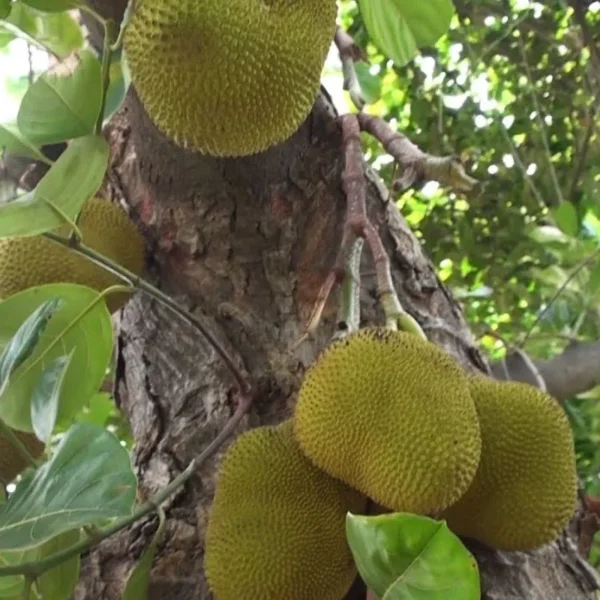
[73,2,600,599]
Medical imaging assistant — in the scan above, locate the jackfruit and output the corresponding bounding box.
[123,0,338,157]
[442,376,577,551]
[294,327,482,514]
[0,197,145,313]
[205,420,366,600]
[0,429,44,484]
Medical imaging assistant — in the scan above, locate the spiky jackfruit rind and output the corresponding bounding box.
[0,429,44,484]
[294,327,482,514]
[0,197,145,313]
[123,0,338,157]
[442,376,577,551]
[205,420,366,600]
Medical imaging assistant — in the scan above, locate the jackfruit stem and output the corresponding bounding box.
[0,419,39,476]
[43,231,251,396]
[334,236,363,339]
[357,114,478,193]
[334,27,366,111]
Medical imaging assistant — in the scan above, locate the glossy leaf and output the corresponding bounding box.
[0,122,47,162]
[346,513,480,600]
[121,508,166,600]
[31,351,74,443]
[0,284,113,432]
[18,50,102,145]
[0,1,11,22]
[552,201,578,237]
[0,299,62,398]
[19,0,78,12]
[35,529,82,600]
[358,0,455,67]
[0,134,109,238]
[0,423,136,551]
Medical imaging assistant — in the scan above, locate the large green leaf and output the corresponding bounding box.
[34,529,82,600]
[0,1,11,21]
[18,50,102,145]
[346,513,480,600]
[0,299,62,398]
[0,284,113,432]
[0,123,47,162]
[19,0,78,12]
[358,0,455,67]
[0,528,80,599]
[0,423,136,551]
[552,201,578,237]
[31,351,74,443]
[0,134,109,238]
[2,4,83,58]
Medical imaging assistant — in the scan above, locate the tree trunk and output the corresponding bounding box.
[75,3,600,599]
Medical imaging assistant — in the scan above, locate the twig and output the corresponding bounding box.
[333,237,364,340]
[521,247,600,345]
[357,114,478,193]
[43,232,251,396]
[306,115,426,339]
[0,389,252,578]
[516,35,565,205]
[334,27,367,110]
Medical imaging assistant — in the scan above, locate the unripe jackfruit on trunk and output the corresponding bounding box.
[293,327,482,515]
[442,376,578,551]
[124,0,338,157]
[205,420,366,600]
[0,197,145,313]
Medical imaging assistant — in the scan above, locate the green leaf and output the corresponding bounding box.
[0,422,136,551]
[552,201,579,237]
[103,51,131,122]
[18,50,102,145]
[0,0,11,20]
[31,351,74,443]
[121,508,166,600]
[0,283,113,432]
[2,4,82,59]
[0,134,109,238]
[78,392,115,427]
[358,0,455,67]
[0,299,62,398]
[19,0,78,11]
[0,122,47,162]
[35,529,82,600]
[354,62,382,104]
[346,513,480,600]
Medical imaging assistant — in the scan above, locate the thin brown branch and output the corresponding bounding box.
[357,114,478,193]
[334,27,367,110]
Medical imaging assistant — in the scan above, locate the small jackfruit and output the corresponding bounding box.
[123,0,338,157]
[442,376,578,551]
[0,429,44,484]
[294,327,482,515]
[205,420,366,600]
[0,197,145,313]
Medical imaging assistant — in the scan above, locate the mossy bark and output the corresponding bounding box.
[74,2,600,598]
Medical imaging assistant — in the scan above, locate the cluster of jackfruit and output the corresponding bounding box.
[205,327,578,598]
[0,197,145,313]
[123,0,338,157]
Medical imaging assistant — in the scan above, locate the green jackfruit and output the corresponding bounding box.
[123,0,338,157]
[442,376,577,551]
[0,429,44,484]
[0,197,145,313]
[294,327,482,514]
[205,420,366,600]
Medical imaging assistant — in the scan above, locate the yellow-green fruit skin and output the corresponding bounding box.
[0,429,44,484]
[0,198,144,313]
[294,327,482,514]
[123,0,338,157]
[442,377,578,551]
[204,420,366,600]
